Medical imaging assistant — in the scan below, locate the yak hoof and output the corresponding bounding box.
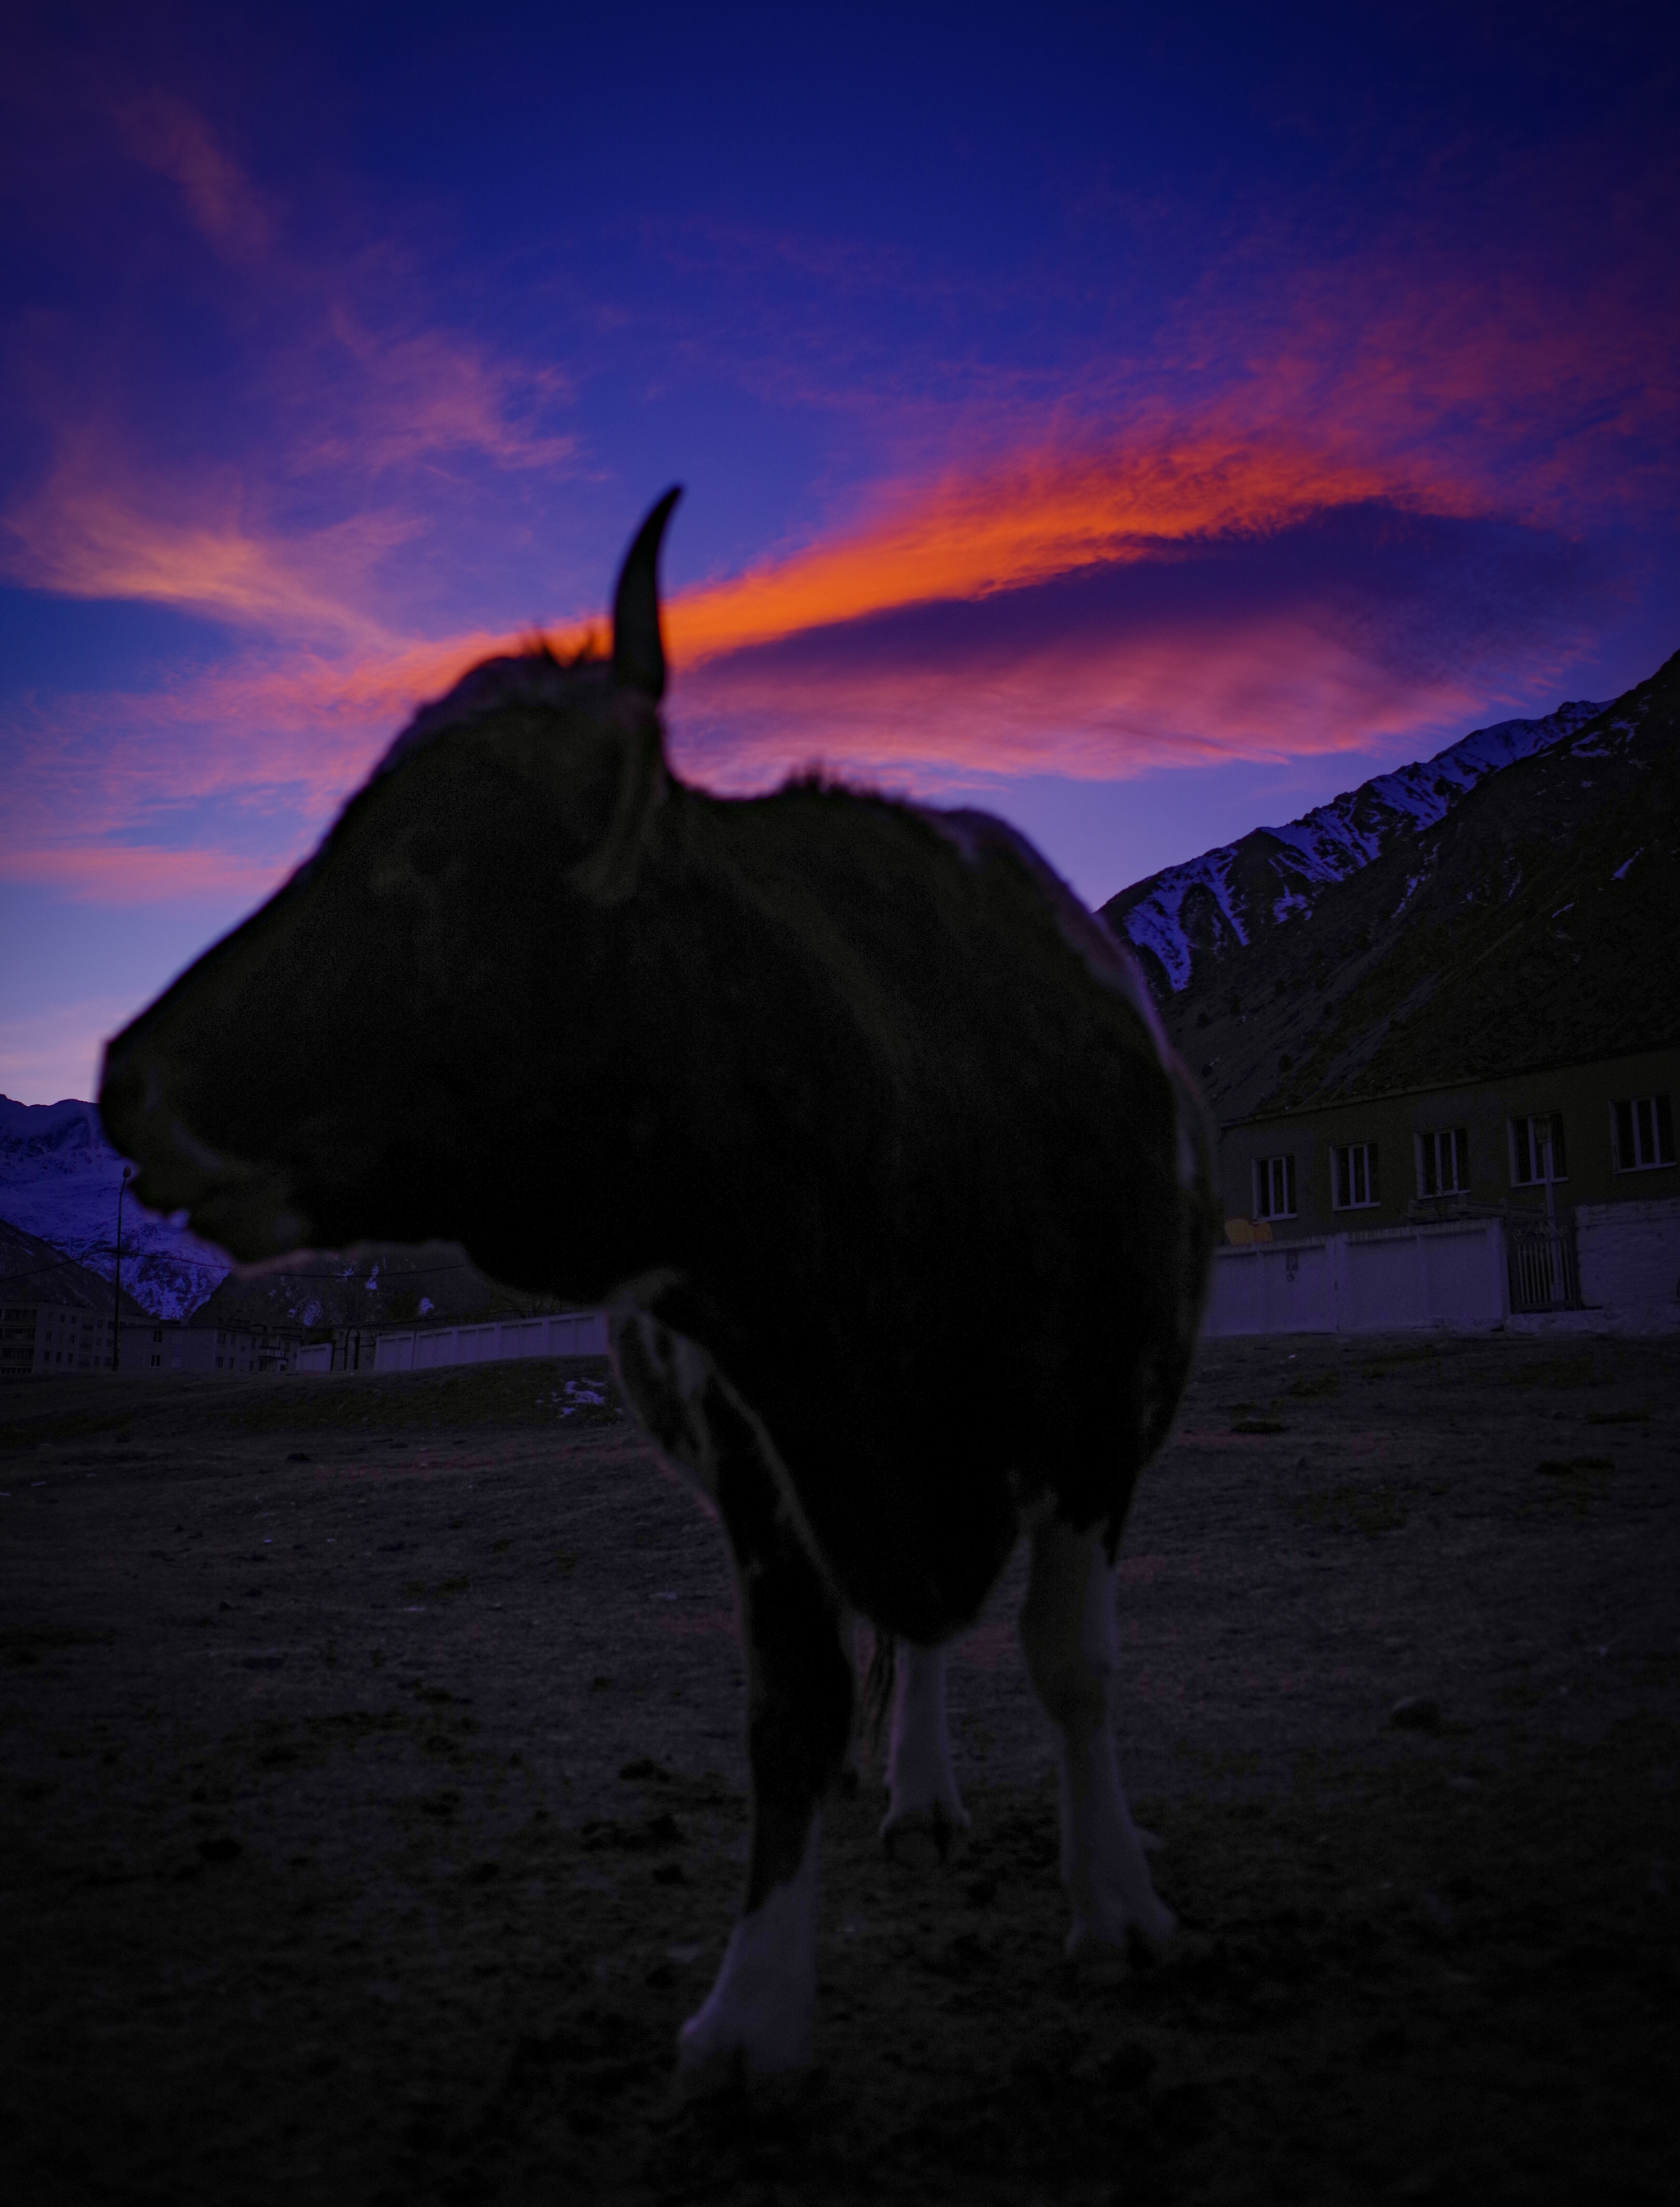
[1066,1894,1177,1967]
[879,1798,972,1863]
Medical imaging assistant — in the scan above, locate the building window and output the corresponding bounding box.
[1510,1113,1567,1186]
[1417,1126,1470,1196]
[1253,1154,1296,1218]
[1612,1094,1674,1172]
[1332,1142,1380,1209]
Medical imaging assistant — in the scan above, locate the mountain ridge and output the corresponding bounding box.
[0,1095,230,1319]
[1102,697,1607,998]
[1107,649,1680,1124]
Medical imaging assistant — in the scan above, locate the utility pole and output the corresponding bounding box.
[113,1166,131,1371]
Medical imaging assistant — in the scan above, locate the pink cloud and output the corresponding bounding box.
[3,95,584,627]
[667,599,1494,795]
[0,436,417,643]
[1162,187,1680,538]
[5,89,1664,907]
[0,842,281,904]
[307,311,580,477]
[118,91,276,266]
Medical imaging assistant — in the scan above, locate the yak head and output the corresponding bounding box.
[98,491,683,1277]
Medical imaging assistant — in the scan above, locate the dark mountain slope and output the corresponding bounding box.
[1109,650,1680,1121]
[1,1215,151,1315]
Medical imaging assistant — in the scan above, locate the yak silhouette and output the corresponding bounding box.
[99,491,1217,2084]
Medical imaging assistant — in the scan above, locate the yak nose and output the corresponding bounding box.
[98,1032,311,1263]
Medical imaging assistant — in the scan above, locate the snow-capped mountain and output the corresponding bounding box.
[1111,648,1678,1122]
[2,1096,547,1333]
[1102,698,1607,996]
[0,1095,229,1319]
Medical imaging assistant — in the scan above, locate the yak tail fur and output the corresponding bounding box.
[860,1627,897,1755]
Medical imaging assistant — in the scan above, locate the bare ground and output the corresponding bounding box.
[2,1331,1675,2206]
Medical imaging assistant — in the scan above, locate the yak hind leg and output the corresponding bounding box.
[1019,1511,1174,1958]
[879,1640,970,1858]
[676,1390,853,2086]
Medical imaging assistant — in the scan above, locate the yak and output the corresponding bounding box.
[99,490,1218,2085]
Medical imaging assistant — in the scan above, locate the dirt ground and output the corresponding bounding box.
[2,1330,1675,2207]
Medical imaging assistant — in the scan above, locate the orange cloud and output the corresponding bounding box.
[636,433,1439,672]
[5,419,1573,907]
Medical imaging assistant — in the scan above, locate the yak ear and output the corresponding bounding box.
[611,486,682,701]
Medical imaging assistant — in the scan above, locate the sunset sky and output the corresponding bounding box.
[2,2,1676,1103]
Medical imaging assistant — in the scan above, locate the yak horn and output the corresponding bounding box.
[612,486,682,701]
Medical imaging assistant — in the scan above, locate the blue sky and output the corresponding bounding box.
[2,2,1676,1100]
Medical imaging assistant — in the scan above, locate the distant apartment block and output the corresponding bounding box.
[1212,1044,1680,1330]
[1,1302,118,1376]
[116,1321,305,1374]
[1220,1046,1678,1237]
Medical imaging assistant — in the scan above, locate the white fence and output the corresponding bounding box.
[372,1309,609,1373]
[1203,1218,1510,1337]
[286,1204,1678,1373]
[1576,1197,1680,1327]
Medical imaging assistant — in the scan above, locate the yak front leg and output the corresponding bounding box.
[677,1404,853,2082]
[1019,1512,1174,1958]
[879,1641,970,1858]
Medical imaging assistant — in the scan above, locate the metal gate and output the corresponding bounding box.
[1507,1220,1581,1312]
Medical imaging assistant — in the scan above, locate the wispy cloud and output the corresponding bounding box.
[2,72,1668,909]
[2,95,585,629]
[0,438,413,643]
[0,841,279,903]
[118,90,278,266]
[304,312,580,477]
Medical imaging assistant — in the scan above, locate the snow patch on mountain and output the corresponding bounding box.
[1119,848,1250,992]
[0,1095,228,1318]
[1107,697,1606,991]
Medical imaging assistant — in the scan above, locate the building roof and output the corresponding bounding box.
[1220,1039,1680,1132]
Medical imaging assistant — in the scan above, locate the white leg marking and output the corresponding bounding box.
[678,1815,822,2081]
[879,1641,970,1850]
[1020,1518,1175,1958]
[839,1608,862,1790]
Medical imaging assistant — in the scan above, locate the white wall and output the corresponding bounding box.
[1203,1218,1509,1337]
[1576,1197,1680,1324]
[372,1309,609,1373]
